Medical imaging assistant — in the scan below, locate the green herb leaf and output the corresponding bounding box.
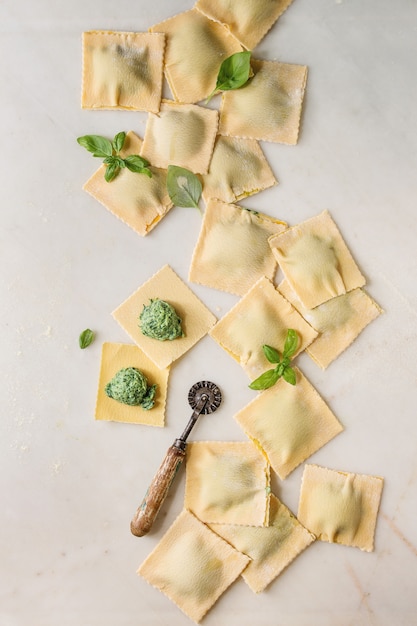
[167,165,202,209]
[79,328,94,349]
[262,344,281,364]
[77,135,113,158]
[124,154,152,177]
[249,369,279,390]
[283,328,299,359]
[282,366,297,385]
[206,51,252,102]
[112,131,126,153]
[105,162,121,182]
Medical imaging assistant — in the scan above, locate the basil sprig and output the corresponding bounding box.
[79,328,95,349]
[206,51,252,103]
[166,165,202,209]
[249,329,299,390]
[77,132,152,182]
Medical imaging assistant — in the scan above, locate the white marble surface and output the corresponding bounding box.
[1,0,417,624]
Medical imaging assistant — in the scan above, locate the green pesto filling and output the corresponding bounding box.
[105,367,157,410]
[139,298,184,341]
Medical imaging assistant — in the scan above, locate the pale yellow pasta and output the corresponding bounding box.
[112,265,217,370]
[185,441,271,526]
[83,131,173,237]
[298,464,384,552]
[209,276,318,380]
[269,210,366,309]
[219,59,307,145]
[195,0,295,50]
[150,9,242,103]
[141,101,218,174]
[234,367,343,479]
[189,199,287,296]
[138,509,250,623]
[95,342,169,426]
[278,280,383,369]
[201,135,277,203]
[81,31,165,112]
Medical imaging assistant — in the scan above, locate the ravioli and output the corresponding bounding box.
[138,509,250,623]
[81,31,165,112]
[219,59,307,145]
[95,342,169,426]
[234,367,343,479]
[112,265,217,370]
[82,131,173,236]
[208,494,314,593]
[185,441,271,526]
[209,276,318,380]
[278,280,383,369]
[189,199,287,296]
[201,135,277,204]
[150,9,242,104]
[140,101,218,174]
[195,0,295,50]
[269,210,366,309]
[298,464,384,552]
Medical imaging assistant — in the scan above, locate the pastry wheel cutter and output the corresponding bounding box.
[130,380,222,537]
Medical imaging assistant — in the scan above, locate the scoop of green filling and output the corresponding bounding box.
[139,298,184,341]
[105,367,157,409]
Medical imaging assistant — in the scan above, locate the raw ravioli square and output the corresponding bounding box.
[189,199,287,296]
[269,210,366,309]
[150,9,242,104]
[209,276,318,380]
[219,59,307,145]
[83,131,173,236]
[298,464,384,552]
[234,367,343,479]
[81,31,165,112]
[201,135,277,204]
[185,441,270,526]
[95,342,169,426]
[208,493,315,593]
[195,0,295,50]
[138,509,250,623]
[278,280,383,369]
[112,265,217,370]
[140,101,218,174]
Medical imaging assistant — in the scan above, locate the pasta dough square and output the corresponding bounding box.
[219,59,307,145]
[209,276,318,380]
[297,464,384,552]
[95,342,169,426]
[269,210,366,309]
[140,101,218,174]
[81,31,165,112]
[83,131,173,236]
[112,265,217,370]
[137,509,250,623]
[278,280,383,369]
[185,441,270,526]
[189,199,287,296]
[234,368,343,479]
[195,0,295,50]
[201,135,277,204]
[150,9,242,104]
[208,493,315,593]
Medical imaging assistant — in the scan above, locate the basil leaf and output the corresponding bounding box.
[263,344,281,364]
[283,329,299,359]
[206,51,252,102]
[167,165,202,209]
[249,369,279,390]
[112,131,126,153]
[77,135,113,158]
[105,162,121,182]
[79,328,94,349]
[282,366,297,386]
[124,155,152,172]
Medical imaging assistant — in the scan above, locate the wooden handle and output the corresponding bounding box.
[130,444,186,537]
